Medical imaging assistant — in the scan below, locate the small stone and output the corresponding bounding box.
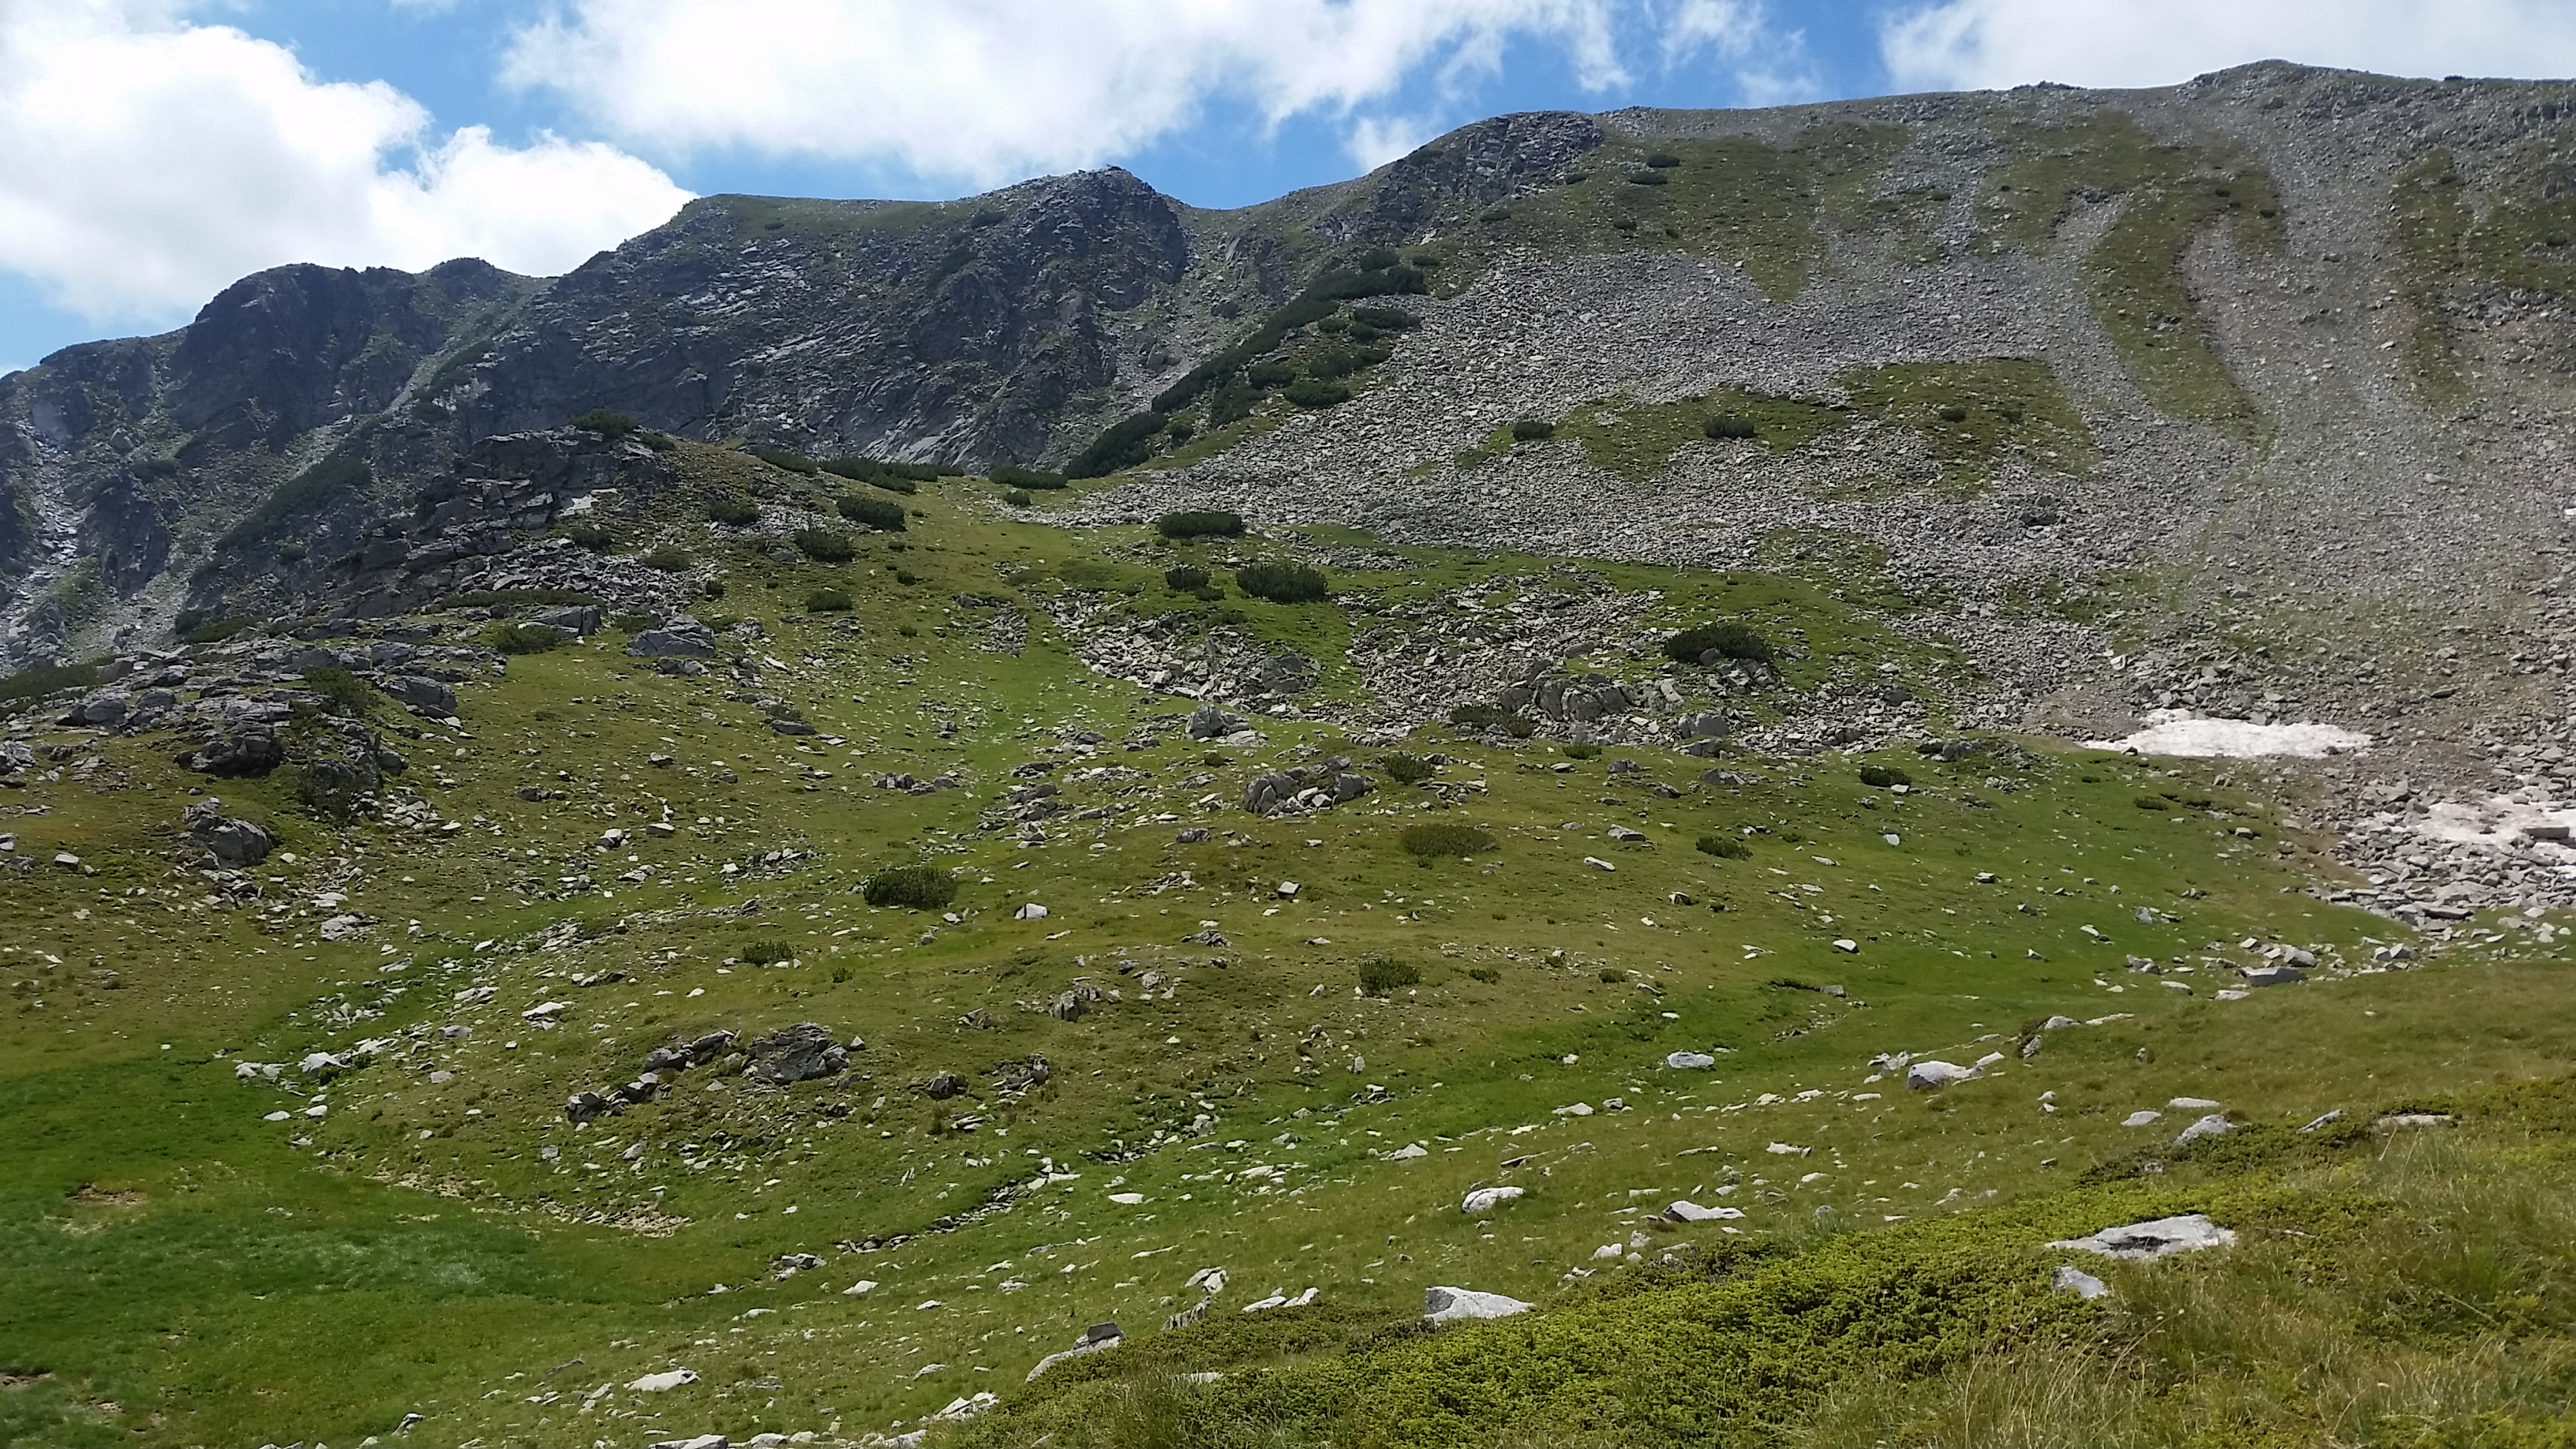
[2172,1113,2233,1145]
[1423,1286,1532,1323]
[2047,1213,2237,1261]
[626,1368,699,1392]
[1014,903,1050,919]
[1830,938,1859,953]
[2051,1265,2110,1300]
[1460,1185,1525,1214]
[1906,1059,1975,1091]
[1665,1200,1744,1222]
[1664,1050,1717,1069]
[2121,1110,2162,1127]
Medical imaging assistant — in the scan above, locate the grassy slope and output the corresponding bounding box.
[0,451,2566,1447]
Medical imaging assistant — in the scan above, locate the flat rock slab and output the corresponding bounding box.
[1424,1286,1533,1324]
[2048,1212,2237,1261]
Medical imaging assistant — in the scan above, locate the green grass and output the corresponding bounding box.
[2391,146,2576,397]
[1979,114,2285,432]
[0,436,2564,1447]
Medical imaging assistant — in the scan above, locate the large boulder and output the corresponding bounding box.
[181,797,275,866]
[174,724,284,777]
[1423,1286,1532,1324]
[743,1023,847,1085]
[380,674,459,717]
[628,620,718,659]
[2046,1213,2237,1262]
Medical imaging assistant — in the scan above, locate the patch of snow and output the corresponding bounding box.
[2088,710,2368,759]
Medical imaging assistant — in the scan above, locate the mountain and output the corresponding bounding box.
[7,63,2576,1449]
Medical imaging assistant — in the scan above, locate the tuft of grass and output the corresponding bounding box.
[1358,957,1421,996]
[1156,511,1245,540]
[706,496,760,526]
[1383,754,1436,785]
[642,545,691,573]
[739,938,796,965]
[838,494,908,532]
[806,588,853,613]
[794,528,856,563]
[1236,560,1327,604]
[1697,833,1752,858]
[863,864,957,910]
[1663,621,1775,665]
[298,666,379,718]
[487,621,567,655]
[1400,822,1495,858]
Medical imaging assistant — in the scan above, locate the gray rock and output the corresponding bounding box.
[1186,703,1243,739]
[2242,964,2306,987]
[1665,1200,1743,1222]
[919,1072,968,1099]
[743,1023,848,1085]
[2048,1213,2237,1261]
[1664,1050,1717,1069]
[531,605,603,635]
[182,799,275,866]
[1460,1185,1525,1214]
[2051,1265,2110,1300]
[69,690,129,728]
[2172,1113,2233,1145]
[628,623,718,658]
[1423,1286,1533,1323]
[1906,1059,1977,1091]
[380,674,459,717]
[564,1091,614,1124]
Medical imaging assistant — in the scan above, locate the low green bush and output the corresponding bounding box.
[1236,560,1327,603]
[806,588,853,612]
[1447,702,1533,737]
[794,528,856,563]
[570,408,638,439]
[1697,833,1752,859]
[299,666,380,717]
[753,446,818,474]
[0,660,101,706]
[1350,306,1419,331]
[1164,565,1211,592]
[1664,620,1776,664]
[1859,765,1913,789]
[562,520,614,552]
[1627,168,1670,185]
[1644,151,1683,168]
[1245,360,1298,389]
[2134,794,2172,811]
[1561,743,1601,760]
[1400,822,1496,858]
[642,545,691,572]
[1003,489,1034,507]
[1066,410,1170,477]
[740,938,796,965]
[1157,510,1245,540]
[178,616,251,645]
[1466,966,1501,984]
[488,622,567,655]
[1383,754,1436,784]
[1511,418,1556,442]
[1358,957,1421,996]
[1705,415,1759,440]
[990,465,1065,491]
[837,493,908,531]
[1165,419,1196,443]
[707,496,760,526]
[1284,378,1350,408]
[864,864,957,909]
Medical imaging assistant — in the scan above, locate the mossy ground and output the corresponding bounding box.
[0,447,2567,1447]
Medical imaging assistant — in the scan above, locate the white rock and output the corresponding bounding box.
[1764,1141,1810,1156]
[1108,1192,1145,1204]
[1014,903,1050,919]
[1664,1050,1717,1069]
[2121,1110,2162,1128]
[1185,1267,1229,1294]
[1461,1185,1525,1214]
[1666,1200,1745,1222]
[1973,1051,2007,1069]
[1592,1243,1623,1260]
[934,1391,1000,1421]
[2048,1213,2237,1261]
[1424,1286,1533,1323]
[1582,856,1616,871]
[1906,1060,1976,1090]
[2051,1265,2110,1300]
[2167,1096,2221,1110]
[1552,1102,1594,1117]
[627,1368,699,1392]
[2172,1113,2233,1144]
[1830,938,1859,953]
[843,1279,878,1296]
[1386,1142,1428,1160]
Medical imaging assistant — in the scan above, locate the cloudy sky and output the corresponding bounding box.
[4,0,2576,373]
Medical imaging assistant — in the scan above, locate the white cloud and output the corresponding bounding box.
[1882,0,2576,93]
[1663,0,1821,107]
[0,0,691,327]
[504,0,1634,187]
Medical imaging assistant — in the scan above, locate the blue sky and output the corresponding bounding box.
[5,0,2575,375]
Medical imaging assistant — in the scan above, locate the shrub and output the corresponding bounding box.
[794,528,856,563]
[740,938,796,965]
[1937,404,1969,423]
[571,408,639,439]
[821,456,924,492]
[276,541,309,563]
[1358,957,1421,996]
[563,520,614,552]
[1208,380,1260,426]
[1245,359,1299,389]
[1401,822,1496,858]
[1447,702,1533,737]
[1466,966,1501,984]
[991,465,1066,490]
[1858,765,1913,789]
[1165,565,1211,592]
[1644,152,1683,168]
[838,493,908,531]
[2133,794,2172,811]
[0,660,100,706]
[1350,306,1419,331]
[1283,378,1350,408]
[1157,510,1245,540]
[893,568,921,586]
[807,588,853,612]
[489,622,567,655]
[1165,418,1196,444]
[1306,343,1389,380]
[642,545,691,572]
[1511,417,1557,442]
[179,616,250,645]
[864,864,957,910]
[1065,410,1170,478]
[707,496,760,526]
[1697,834,1752,859]
[1236,560,1327,603]
[1664,621,1776,664]
[1705,415,1759,440]
[1003,489,1034,507]
[1561,743,1601,760]
[1627,169,1670,185]
[1383,754,1436,784]
[300,666,379,717]
[753,446,818,474]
